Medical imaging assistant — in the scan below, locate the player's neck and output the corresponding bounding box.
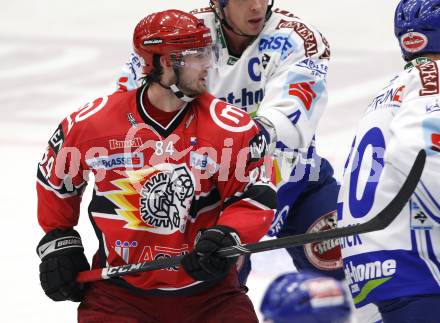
[222,26,254,56]
[425,53,440,61]
[147,83,186,113]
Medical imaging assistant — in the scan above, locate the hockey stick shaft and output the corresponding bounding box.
[77,150,426,283]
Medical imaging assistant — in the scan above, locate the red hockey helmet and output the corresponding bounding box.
[133,10,213,74]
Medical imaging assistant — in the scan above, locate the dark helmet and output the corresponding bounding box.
[260,271,351,323]
[395,0,440,60]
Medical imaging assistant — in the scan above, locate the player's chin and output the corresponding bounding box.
[186,86,206,97]
[197,80,208,92]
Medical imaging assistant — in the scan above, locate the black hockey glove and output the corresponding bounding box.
[36,229,90,302]
[181,225,241,281]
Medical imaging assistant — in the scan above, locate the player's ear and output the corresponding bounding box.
[159,55,172,69]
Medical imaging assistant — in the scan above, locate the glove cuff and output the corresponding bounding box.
[37,229,84,260]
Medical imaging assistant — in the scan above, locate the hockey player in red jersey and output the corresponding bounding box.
[36,10,276,322]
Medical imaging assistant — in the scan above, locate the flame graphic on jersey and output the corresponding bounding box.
[105,168,162,230]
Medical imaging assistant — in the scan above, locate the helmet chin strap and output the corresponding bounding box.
[169,84,195,103]
[158,68,196,103]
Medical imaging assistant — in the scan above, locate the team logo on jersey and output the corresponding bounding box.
[304,211,343,271]
[140,164,194,234]
[400,32,428,53]
[209,99,254,132]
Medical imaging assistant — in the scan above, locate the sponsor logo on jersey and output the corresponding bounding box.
[190,151,219,173]
[283,72,324,121]
[422,118,440,155]
[114,240,138,264]
[425,100,440,114]
[109,137,143,150]
[258,34,295,60]
[304,211,343,271]
[432,133,440,152]
[138,245,189,271]
[220,88,264,113]
[320,35,331,60]
[409,199,433,230]
[416,61,439,96]
[140,165,194,233]
[367,85,405,112]
[288,81,317,111]
[86,152,144,170]
[143,38,163,45]
[49,124,64,154]
[400,31,428,53]
[219,87,264,112]
[273,8,298,18]
[275,20,318,57]
[296,58,328,78]
[340,232,363,249]
[344,259,396,303]
[261,54,271,69]
[209,99,254,132]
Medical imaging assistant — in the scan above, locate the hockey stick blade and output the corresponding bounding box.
[77,150,425,283]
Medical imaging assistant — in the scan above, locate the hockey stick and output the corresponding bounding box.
[77,150,426,283]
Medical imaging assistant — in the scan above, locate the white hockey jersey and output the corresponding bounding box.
[118,7,330,152]
[338,58,440,308]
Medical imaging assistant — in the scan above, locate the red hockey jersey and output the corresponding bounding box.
[37,85,276,293]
